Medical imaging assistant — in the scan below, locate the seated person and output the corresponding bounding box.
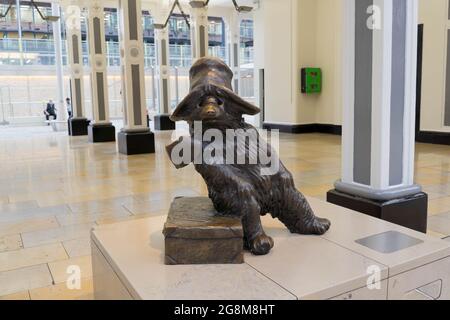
[44,99,57,123]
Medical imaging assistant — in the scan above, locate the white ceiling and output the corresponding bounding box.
[41,0,255,10]
[178,0,254,8]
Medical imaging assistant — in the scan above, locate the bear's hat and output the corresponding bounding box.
[170,57,260,121]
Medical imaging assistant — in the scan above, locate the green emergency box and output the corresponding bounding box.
[301,68,322,94]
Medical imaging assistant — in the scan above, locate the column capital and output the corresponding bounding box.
[189,3,208,17]
[59,0,82,10]
[151,0,171,24]
[85,0,103,11]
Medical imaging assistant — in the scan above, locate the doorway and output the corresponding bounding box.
[415,24,424,139]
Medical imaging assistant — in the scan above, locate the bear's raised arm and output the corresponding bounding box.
[165,136,202,169]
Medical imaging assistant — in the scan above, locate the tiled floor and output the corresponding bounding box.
[0,125,450,299]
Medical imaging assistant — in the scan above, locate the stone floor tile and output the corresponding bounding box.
[0,264,53,297]
[62,237,91,258]
[29,278,93,300]
[0,243,67,272]
[0,234,23,253]
[0,290,30,300]
[21,223,95,248]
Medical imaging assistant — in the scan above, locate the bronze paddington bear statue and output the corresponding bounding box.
[166,57,330,255]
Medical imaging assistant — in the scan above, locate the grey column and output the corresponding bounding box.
[335,0,421,200]
[118,0,148,132]
[52,2,66,121]
[64,3,86,119]
[87,1,110,125]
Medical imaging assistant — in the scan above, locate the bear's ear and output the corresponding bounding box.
[170,89,203,122]
[217,86,260,116]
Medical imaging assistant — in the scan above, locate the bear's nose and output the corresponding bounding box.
[204,106,217,117]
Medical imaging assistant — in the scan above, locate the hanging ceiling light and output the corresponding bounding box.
[0,0,13,19]
[189,0,209,8]
[231,0,253,13]
[30,0,60,22]
[154,0,190,30]
[189,0,251,12]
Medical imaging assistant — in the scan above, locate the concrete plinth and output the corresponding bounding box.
[154,114,175,131]
[68,118,89,136]
[327,190,428,233]
[88,124,116,143]
[91,197,450,300]
[117,130,155,155]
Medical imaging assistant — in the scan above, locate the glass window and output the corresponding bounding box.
[105,9,119,33]
[208,19,222,36]
[20,5,33,24]
[240,19,253,41]
[240,19,254,66]
[142,13,153,30]
[0,3,15,25]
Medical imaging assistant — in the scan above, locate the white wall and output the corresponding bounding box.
[256,0,296,124]
[254,0,342,126]
[254,0,316,125]
[419,0,450,132]
[256,0,449,133]
[295,0,318,124]
[314,0,343,126]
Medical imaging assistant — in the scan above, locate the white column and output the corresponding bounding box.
[190,3,209,61]
[336,0,420,201]
[226,12,241,94]
[86,1,110,125]
[51,2,66,121]
[63,2,86,119]
[154,6,171,115]
[253,4,265,128]
[15,0,23,66]
[118,0,148,132]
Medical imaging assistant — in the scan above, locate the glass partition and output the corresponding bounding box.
[0,5,255,124]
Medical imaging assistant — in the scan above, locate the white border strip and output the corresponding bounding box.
[341,0,355,184]
[403,0,419,186]
[371,0,392,190]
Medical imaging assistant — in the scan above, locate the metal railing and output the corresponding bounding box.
[0,38,253,67]
[0,39,255,124]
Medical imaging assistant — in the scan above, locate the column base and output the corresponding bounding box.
[118,130,155,155]
[327,190,428,233]
[154,114,175,131]
[88,124,116,143]
[68,118,89,136]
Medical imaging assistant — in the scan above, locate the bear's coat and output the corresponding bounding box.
[166,57,330,255]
